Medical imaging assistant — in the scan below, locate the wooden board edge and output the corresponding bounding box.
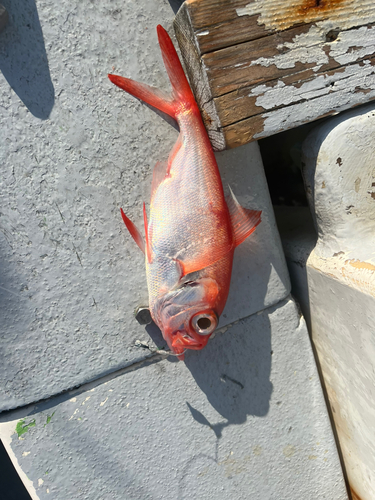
[174,4,227,151]
[223,93,375,149]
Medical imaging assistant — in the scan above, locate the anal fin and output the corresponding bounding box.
[226,188,261,248]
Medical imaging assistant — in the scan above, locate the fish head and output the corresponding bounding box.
[154,277,220,357]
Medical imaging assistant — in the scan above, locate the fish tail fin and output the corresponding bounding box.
[108,26,195,118]
[108,74,176,119]
[156,24,196,110]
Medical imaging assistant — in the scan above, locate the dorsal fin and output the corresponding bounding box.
[120,208,145,254]
[226,188,261,247]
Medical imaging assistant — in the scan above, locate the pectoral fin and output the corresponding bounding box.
[120,208,145,254]
[226,187,261,247]
[174,241,233,278]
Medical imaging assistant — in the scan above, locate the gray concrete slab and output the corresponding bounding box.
[274,206,317,328]
[0,0,289,411]
[300,103,375,500]
[0,298,347,500]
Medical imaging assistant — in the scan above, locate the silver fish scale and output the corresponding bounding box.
[146,112,231,311]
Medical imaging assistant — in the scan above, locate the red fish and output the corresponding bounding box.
[108,25,261,359]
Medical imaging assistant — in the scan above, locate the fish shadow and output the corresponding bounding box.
[145,321,168,350]
[184,309,273,431]
[0,0,54,119]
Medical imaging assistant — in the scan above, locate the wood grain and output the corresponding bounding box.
[196,16,267,53]
[174,0,375,149]
[215,56,375,128]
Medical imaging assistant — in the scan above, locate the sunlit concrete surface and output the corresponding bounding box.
[0,0,289,411]
[0,0,348,497]
[0,298,347,500]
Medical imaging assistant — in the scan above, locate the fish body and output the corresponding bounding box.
[109,25,261,359]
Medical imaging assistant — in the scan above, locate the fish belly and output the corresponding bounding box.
[147,114,232,310]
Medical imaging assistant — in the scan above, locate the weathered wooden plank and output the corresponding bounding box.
[174,0,375,150]
[186,0,252,30]
[223,58,375,147]
[202,24,319,96]
[187,0,375,34]
[175,4,226,150]
[196,16,266,53]
[216,56,375,127]
[234,0,375,32]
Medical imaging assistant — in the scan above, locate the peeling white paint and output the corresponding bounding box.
[100,397,108,407]
[197,30,209,36]
[251,23,375,75]
[251,24,329,71]
[253,62,375,138]
[252,62,375,110]
[22,451,31,457]
[82,396,91,405]
[329,26,375,65]
[236,0,375,32]
[38,478,44,486]
[69,398,77,403]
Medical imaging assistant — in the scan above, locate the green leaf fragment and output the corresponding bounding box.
[44,411,55,427]
[16,419,36,437]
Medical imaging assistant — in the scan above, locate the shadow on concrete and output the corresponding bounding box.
[167,0,185,14]
[0,231,37,413]
[184,308,273,434]
[0,0,54,119]
[273,206,317,332]
[0,440,31,500]
[177,304,274,499]
[145,321,168,350]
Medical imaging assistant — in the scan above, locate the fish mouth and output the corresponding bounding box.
[171,331,206,350]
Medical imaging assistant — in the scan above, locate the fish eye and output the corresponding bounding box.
[191,311,218,335]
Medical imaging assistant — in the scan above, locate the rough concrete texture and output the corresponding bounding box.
[0,0,290,411]
[298,103,375,500]
[0,298,347,500]
[303,102,375,263]
[276,205,375,500]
